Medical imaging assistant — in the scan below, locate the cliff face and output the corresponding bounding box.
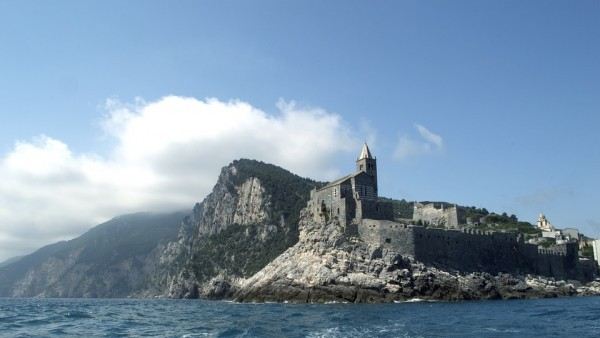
[155,159,320,299]
[195,166,270,236]
[233,207,600,303]
[0,159,319,299]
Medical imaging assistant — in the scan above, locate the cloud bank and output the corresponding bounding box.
[0,96,358,261]
[394,124,444,160]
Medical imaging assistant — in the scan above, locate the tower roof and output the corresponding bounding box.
[358,143,373,160]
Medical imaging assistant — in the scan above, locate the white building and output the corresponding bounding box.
[537,213,556,232]
[537,214,579,245]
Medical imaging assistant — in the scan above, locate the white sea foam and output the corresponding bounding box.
[394,298,435,303]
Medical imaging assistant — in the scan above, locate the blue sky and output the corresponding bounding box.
[0,1,598,259]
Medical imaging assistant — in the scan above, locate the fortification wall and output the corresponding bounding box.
[358,219,414,256]
[358,220,597,281]
[360,200,394,221]
[412,227,529,274]
[575,258,599,281]
[524,243,580,280]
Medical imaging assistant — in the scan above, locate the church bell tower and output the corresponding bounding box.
[356,143,377,194]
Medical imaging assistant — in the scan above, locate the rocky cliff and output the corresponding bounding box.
[154,159,320,299]
[0,159,320,299]
[233,207,600,303]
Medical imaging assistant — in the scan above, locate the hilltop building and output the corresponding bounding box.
[309,143,393,228]
[537,213,556,232]
[537,213,580,245]
[306,144,598,281]
[412,202,465,229]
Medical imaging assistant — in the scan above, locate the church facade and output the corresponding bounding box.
[309,143,393,227]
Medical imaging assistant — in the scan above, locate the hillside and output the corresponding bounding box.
[0,256,23,268]
[381,198,540,236]
[0,211,186,297]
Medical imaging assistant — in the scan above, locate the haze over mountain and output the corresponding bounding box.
[0,211,186,297]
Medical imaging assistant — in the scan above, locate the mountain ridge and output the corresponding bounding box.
[0,211,187,297]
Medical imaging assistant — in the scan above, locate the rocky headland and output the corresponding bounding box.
[1,158,598,302]
[234,207,600,302]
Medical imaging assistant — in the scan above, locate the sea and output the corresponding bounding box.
[1,296,599,337]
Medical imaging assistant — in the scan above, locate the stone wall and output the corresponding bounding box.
[310,181,356,228]
[309,175,391,228]
[359,199,394,222]
[412,227,526,274]
[352,173,377,200]
[358,220,414,256]
[358,219,597,281]
[413,203,465,228]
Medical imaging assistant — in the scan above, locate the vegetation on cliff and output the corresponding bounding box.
[229,159,321,228]
[0,211,186,297]
[164,159,323,296]
[381,198,540,236]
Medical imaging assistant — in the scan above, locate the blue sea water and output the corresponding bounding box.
[1,296,599,337]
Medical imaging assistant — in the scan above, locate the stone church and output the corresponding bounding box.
[307,144,598,282]
[309,143,393,227]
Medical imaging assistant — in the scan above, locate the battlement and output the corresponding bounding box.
[356,218,594,281]
[538,246,567,256]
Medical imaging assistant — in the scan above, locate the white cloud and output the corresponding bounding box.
[393,123,444,160]
[415,124,443,148]
[0,96,358,261]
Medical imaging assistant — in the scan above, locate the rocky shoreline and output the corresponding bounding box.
[230,258,600,303]
[227,208,600,303]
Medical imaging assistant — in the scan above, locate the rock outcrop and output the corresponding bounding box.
[234,207,600,303]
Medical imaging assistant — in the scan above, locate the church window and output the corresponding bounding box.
[337,208,340,215]
[360,164,363,170]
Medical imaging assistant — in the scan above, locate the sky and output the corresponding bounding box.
[0,1,598,261]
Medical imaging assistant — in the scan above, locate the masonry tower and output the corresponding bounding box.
[356,143,377,197]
